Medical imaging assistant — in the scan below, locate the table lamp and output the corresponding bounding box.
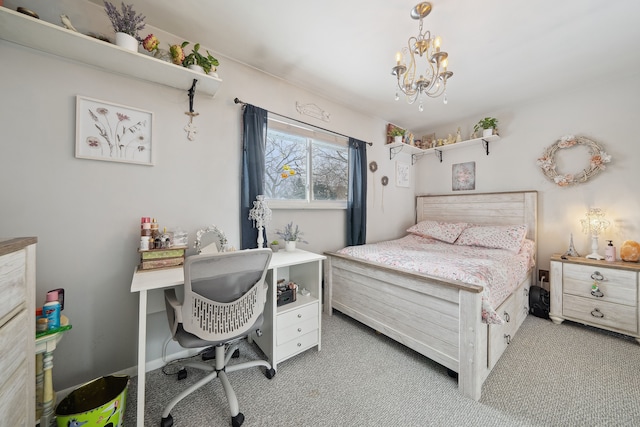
[580,208,610,260]
[249,195,272,248]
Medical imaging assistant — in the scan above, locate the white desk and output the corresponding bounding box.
[130,249,325,427]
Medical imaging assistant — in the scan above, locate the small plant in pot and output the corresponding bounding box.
[181,42,220,75]
[275,222,308,252]
[473,117,498,138]
[270,240,280,252]
[103,1,145,51]
[388,127,406,144]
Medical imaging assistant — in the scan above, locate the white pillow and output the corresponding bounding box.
[455,224,528,253]
[407,221,468,244]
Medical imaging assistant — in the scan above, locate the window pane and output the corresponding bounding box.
[312,142,348,201]
[264,129,308,200]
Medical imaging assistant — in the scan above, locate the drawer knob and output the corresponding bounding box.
[297,328,302,332]
[590,271,605,281]
[590,289,604,298]
[504,334,511,345]
[503,311,511,323]
[297,342,302,347]
[297,314,302,318]
[591,308,604,318]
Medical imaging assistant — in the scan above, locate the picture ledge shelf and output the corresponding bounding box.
[388,135,501,165]
[0,7,222,97]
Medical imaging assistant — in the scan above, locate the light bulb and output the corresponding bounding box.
[433,36,442,52]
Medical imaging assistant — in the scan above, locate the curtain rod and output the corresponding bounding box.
[234,98,373,146]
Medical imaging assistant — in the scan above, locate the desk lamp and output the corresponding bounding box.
[580,208,610,260]
[249,195,272,248]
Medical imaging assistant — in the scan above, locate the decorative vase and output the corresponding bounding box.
[482,128,493,138]
[115,32,138,52]
[188,64,205,74]
[394,135,403,144]
[152,48,172,63]
[270,244,279,253]
[285,241,296,252]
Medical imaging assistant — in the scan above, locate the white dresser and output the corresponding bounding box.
[0,237,36,426]
[550,254,640,344]
[251,249,325,371]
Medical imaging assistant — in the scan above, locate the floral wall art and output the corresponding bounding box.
[75,96,154,165]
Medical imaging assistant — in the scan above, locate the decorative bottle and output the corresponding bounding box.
[605,240,616,262]
[43,290,61,330]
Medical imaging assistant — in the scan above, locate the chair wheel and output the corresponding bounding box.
[232,412,245,427]
[265,368,276,379]
[160,414,174,427]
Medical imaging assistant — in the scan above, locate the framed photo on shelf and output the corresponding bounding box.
[396,161,410,187]
[75,96,154,166]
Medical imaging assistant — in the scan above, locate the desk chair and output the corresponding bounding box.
[161,249,275,427]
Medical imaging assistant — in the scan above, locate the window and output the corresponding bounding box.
[264,116,348,209]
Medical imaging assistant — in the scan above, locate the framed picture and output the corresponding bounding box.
[452,161,476,191]
[422,133,436,149]
[76,96,154,165]
[396,161,410,187]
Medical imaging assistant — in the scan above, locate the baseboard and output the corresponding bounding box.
[54,347,202,404]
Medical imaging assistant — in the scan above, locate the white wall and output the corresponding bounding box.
[0,0,415,390]
[415,73,640,275]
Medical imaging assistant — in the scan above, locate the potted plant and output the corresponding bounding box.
[270,240,280,252]
[181,42,220,75]
[275,222,307,252]
[104,1,146,52]
[388,127,406,144]
[473,117,498,138]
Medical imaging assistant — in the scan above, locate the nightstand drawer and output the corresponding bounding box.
[0,310,28,387]
[277,302,318,331]
[0,250,26,323]
[563,294,637,333]
[563,264,636,306]
[277,316,318,345]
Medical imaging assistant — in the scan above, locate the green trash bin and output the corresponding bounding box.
[55,375,129,427]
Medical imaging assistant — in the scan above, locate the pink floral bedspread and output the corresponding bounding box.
[336,234,536,324]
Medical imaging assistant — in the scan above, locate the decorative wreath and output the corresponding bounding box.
[369,161,378,173]
[381,176,389,186]
[537,135,611,187]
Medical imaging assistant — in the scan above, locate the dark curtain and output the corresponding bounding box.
[240,104,268,249]
[347,137,367,246]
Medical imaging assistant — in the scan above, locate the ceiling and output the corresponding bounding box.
[89,0,640,133]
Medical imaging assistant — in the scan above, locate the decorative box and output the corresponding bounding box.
[138,246,187,271]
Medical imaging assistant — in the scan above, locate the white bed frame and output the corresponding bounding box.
[324,191,537,400]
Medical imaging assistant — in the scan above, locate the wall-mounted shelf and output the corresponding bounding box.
[0,7,222,96]
[387,135,501,165]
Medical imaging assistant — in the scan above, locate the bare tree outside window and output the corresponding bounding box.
[264,124,348,206]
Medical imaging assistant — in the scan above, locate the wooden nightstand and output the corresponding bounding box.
[549,254,640,344]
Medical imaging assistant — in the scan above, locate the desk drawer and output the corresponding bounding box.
[0,310,28,388]
[563,294,637,333]
[276,330,318,362]
[277,316,318,346]
[0,250,26,323]
[277,302,318,331]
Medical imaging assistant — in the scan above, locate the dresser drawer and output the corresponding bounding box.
[276,330,318,362]
[563,263,636,306]
[277,302,318,331]
[0,310,28,388]
[277,316,318,345]
[488,293,517,370]
[563,294,637,333]
[0,250,27,323]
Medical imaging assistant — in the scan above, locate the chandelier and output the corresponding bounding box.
[391,2,453,111]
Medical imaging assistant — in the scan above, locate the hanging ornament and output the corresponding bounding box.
[381,176,389,212]
[184,79,199,141]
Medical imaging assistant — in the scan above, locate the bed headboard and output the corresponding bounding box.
[415,191,538,243]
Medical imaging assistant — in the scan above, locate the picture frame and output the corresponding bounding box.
[422,133,436,149]
[76,96,154,165]
[396,161,410,187]
[452,161,476,191]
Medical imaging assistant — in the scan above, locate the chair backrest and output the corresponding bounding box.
[182,248,272,342]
